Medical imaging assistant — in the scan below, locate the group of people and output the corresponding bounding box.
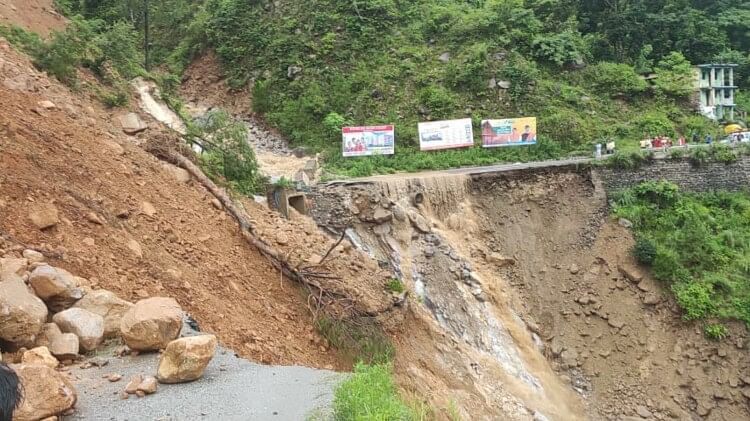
[344,137,369,153]
[640,135,687,149]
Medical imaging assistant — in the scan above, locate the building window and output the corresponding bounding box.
[702,70,709,80]
[725,89,732,99]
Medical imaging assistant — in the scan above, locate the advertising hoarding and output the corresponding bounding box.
[418,118,474,151]
[481,117,537,148]
[342,125,395,157]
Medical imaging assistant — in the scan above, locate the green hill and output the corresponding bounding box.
[43,1,750,176]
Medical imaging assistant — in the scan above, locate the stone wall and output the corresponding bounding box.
[594,156,750,193]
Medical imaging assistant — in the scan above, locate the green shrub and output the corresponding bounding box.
[668,148,688,160]
[689,147,711,166]
[315,316,394,365]
[632,238,657,265]
[704,323,729,341]
[710,144,738,164]
[606,151,647,169]
[387,279,405,293]
[587,62,647,97]
[615,182,750,324]
[197,110,266,195]
[418,85,457,119]
[99,89,129,108]
[673,281,716,320]
[333,363,412,421]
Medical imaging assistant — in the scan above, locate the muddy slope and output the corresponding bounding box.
[314,167,750,420]
[0,39,393,371]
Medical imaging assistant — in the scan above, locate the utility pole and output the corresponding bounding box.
[144,0,150,71]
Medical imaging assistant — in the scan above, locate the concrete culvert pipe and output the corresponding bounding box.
[411,192,424,206]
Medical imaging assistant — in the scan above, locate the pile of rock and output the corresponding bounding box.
[0,250,217,419]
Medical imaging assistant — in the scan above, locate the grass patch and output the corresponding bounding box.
[614,181,750,325]
[387,279,405,294]
[333,363,417,421]
[704,323,729,341]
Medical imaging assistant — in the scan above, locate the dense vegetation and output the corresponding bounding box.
[10,0,741,177]
[613,181,750,330]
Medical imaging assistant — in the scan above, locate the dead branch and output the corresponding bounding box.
[163,151,352,318]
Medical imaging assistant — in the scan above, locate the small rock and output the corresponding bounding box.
[161,163,191,183]
[438,52,451,63]
[140,202,156,217]
[29,203,60,230]
[643,294,661,305]
[608,318,625,329]
[486,253,515,267]
[127,239,143,258]
[275,233,289,245]
[497,80,511,89]
[107,373,122,382]
[36,323,79,359]
[618,264,644,284]
[21,346,59,368]
[119,113,148,135]
[370,207,393,224]
[124,374,143,394]
[635,405,652,418]
[408,210,431,233]
[211,199,222,210]
[569,264,580,274]
[85,212,105,225]
[618,218,633,228]
[38,100,57,109]
[287,65,303,80]
[0,257,28,279]
[137,376,158,394]
[22,249,45,264]
[120,297,183,351]
[157,335,217,383]
[52,308,104,352]
[13,364,77,421]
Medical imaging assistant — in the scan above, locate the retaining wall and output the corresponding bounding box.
[593,156,750,193]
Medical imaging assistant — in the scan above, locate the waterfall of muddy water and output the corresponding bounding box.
[365,173,585,420]
[132,78,187,134]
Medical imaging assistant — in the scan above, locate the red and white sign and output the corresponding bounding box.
[342,125,395,157]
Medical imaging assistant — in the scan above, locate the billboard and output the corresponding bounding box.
[481,117,537,148]
[342,125,395,157]
[418,118,474,151]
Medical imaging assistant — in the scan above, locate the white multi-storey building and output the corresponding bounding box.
[695,63,738,121]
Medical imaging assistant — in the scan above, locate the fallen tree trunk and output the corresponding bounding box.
[164,151,350,318]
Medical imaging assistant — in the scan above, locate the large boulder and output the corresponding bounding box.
[21,346,59,368]
[120,297,183,351]
[52,308,104,352]
[36,323,79,360]
[28,265,85,312]
[157,335,217,383]
[12,364,77,421]
[74,290,133,338]
[0,278,48,346]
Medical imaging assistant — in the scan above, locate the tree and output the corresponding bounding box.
[653,51,694,98]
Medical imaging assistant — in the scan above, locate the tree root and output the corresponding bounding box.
[163,151,352,320]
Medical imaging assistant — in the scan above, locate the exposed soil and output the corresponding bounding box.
[471,171,750,420]
[180,51,313,181]
[0,0,65,37]
[314,168,750,420]
[0,39,392,373]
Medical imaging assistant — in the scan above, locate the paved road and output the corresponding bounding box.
[65,328,344,421]
[326,156,593,185]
